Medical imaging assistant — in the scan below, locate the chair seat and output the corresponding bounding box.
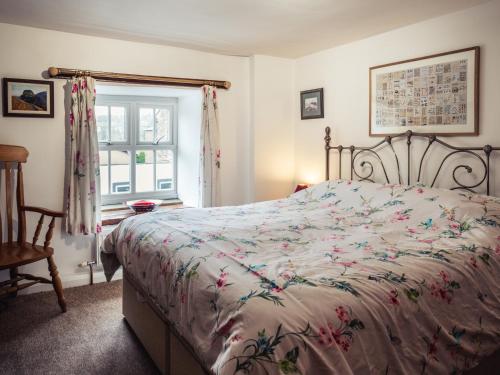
[0,242,53,270]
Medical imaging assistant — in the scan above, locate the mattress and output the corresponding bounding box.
[102,179,500,374]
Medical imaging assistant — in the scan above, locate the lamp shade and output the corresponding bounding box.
[294,183,310,193]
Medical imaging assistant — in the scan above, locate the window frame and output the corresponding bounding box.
[96,95,178,206]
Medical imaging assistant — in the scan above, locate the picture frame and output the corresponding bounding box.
[369,46,479,136]
[300,88,324,120]
[2,78,54,118]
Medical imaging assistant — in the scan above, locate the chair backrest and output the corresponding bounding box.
[0,145,29,245]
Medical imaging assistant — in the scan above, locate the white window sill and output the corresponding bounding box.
[101,198,183,213]
[101,199,184,226]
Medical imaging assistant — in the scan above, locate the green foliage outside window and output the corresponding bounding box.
[136,151,146,164]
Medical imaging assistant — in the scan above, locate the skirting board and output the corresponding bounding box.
[18,269,123,295]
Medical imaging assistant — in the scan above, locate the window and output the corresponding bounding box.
[97,95,178,205]
[157,178,173,190]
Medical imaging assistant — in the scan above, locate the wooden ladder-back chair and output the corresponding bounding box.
[0,145,66,312]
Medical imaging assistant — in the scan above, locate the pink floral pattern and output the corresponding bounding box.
[66,76,101,234]
[103,180,500,374]
[317,306,365,352]
[429,270,460,304]
[200,85,220,207]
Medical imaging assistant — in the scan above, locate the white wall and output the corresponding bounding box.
[0,23,251,288]
[294,0,500,194]
[178,91,203,207]
[250,55,295,201]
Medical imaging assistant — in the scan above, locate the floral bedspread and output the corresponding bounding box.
[102,180,500,374]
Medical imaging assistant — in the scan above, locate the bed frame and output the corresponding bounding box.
[122,127,500,374]
[324,126,500,195]
[123,271,207,375]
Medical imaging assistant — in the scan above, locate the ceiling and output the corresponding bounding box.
[0,0,490,57]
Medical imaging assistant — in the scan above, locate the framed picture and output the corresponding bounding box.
[369,46,479,136]
[300,88,324,120]
[2,78,54,118]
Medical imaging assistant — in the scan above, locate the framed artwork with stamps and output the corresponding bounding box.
[369,47,479,136]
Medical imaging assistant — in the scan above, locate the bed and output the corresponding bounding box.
[102,128,500,374]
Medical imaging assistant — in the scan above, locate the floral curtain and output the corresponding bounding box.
[199,85,221,207]
[66,76,101,235]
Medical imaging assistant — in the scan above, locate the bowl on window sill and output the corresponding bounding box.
[126,199,162,214]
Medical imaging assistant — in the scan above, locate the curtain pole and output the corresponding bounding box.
[47,67,231,90]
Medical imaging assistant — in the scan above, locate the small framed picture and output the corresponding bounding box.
[300,88,324,120]
[2,78,54,118]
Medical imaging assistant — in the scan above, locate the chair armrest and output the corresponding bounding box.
[21,206,65,218]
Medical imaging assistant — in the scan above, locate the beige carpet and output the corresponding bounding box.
[0,281,159,375]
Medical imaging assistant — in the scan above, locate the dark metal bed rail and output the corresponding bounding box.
[324,126,500,195]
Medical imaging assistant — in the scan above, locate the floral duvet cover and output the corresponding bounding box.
[102,180,500,374]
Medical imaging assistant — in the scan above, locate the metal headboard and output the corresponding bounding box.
[324,126,500,196]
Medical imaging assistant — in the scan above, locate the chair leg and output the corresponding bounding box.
[47,255,67,312]
[9,267,18,298]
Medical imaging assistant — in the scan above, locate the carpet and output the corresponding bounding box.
[0,281,159,375]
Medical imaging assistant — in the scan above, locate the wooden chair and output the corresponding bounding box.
[0,145,66,312]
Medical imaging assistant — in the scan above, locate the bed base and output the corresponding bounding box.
[122,273,207,375]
